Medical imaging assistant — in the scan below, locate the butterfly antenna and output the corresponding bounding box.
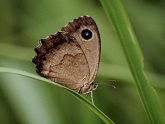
[96,80,117,89]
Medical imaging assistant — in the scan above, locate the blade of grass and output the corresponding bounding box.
[0,67,115,124]
[100,0,165,123]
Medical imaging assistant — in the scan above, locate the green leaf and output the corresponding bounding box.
[0,67,115,124]
[100,0,165,123]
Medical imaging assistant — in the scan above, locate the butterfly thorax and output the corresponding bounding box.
[78,82,98,94]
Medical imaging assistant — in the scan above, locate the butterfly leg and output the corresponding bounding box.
[85,92,95,105]
[90,91,95,105]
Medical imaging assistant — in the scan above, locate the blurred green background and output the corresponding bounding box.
[0,0,165,124]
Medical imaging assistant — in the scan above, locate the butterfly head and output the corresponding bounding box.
[79,82,98,94]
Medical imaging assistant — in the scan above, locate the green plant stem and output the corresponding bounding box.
[100,0,165,123]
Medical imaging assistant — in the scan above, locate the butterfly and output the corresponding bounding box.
[32,16,101,103]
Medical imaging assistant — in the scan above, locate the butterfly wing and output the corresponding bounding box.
[33,16,101,93]
[33,31,90,90]
[61,16,101,84]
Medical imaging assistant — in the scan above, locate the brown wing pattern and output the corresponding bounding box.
[61,16,101,83]
[32,16,100,93]
[33,31,90,90]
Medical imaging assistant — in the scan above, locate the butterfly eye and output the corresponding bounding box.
[81,29,92,40]
[42,56,47,61]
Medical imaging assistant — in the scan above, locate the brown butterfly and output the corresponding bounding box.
[32,16,101,103]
